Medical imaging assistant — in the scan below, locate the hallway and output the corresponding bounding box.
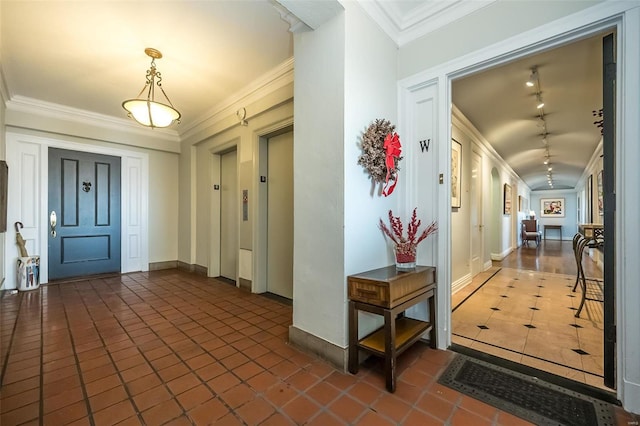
[1,269,636,425]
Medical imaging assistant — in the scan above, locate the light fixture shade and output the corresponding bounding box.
[123,48,181,129]
[122,99,181,128]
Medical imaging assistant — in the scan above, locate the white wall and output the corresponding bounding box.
[148,152,179,262]
[451,108,529,287]
[292,8,346,347]
[530,190,577,240]
[292,0,404,349]
[451,122,472,285]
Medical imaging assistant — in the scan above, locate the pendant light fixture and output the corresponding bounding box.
[122,48,181,128]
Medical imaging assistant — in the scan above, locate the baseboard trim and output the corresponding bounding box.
[149,260,178,271]
[238,278,251,292]
[491,247,513,261]
[176,261,208,276]
[288,326,347,372]
[452,273,472,294]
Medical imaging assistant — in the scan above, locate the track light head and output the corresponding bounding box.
[526,67,538,87]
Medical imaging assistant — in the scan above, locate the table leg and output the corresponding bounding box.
[384,309,396,392]
[348,301,358,374]
[429,294,436,349]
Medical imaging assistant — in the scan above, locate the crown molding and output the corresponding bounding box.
[179,57,294,143]
[358,0,496,47]
[6,95,181,143]
[4,57,294,148]
[275,0,343,30]
[270,0,312,33]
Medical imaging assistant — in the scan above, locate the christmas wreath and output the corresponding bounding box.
[357,119,403,196]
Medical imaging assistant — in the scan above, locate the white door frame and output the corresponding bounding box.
[400,2,640,411]
[4,132,149,288]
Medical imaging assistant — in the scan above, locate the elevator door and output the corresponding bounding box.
[220,150,237,281]
[267,132,293,299]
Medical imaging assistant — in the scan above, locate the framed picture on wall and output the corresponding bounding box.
[451,139,462,208]
[503,183,512,215]
[540,197,565,217]
[597,170,604,216]
[518,195,523,212]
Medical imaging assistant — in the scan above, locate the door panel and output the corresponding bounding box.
[602,32,616,389]
[267,131,293,299]
[220,150,238,281]
[48,148,121,280]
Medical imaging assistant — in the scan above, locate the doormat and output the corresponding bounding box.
[438,355,615,426]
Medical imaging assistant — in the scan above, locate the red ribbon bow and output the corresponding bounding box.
[382,132,401,196]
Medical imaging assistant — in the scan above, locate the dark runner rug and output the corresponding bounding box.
[438,354,615,426]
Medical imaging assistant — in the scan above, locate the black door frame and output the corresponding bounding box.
[602,33,616,389]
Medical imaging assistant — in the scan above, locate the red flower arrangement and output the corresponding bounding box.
[379,208,438,268]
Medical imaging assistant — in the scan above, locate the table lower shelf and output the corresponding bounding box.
[357,317,431,357]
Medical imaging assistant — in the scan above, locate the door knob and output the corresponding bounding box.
[50,211,57,238]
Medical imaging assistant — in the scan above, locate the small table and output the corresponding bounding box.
[544,224,562,240]
[347,265,436,392]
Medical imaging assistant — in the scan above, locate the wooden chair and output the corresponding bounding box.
[521,219,541,247]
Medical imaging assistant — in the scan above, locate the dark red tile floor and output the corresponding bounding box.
[1,270,637,425]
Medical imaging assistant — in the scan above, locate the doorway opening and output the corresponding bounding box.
[449,31,614,393]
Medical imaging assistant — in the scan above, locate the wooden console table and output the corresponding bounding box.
[543,224,562,240]
[579,223,604,240]
[347,265,436,392]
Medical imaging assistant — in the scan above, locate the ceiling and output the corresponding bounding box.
[1,1,294,134]
[452,34,605,191]
[1,1,603,191]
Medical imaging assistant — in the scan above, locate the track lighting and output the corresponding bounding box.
[526,67,537,87]
[528,65,554,184]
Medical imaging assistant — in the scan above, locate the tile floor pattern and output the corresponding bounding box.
[1,270,637,425]
[452,267,606,389]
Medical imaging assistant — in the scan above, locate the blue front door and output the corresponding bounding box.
[48,148,121,280]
